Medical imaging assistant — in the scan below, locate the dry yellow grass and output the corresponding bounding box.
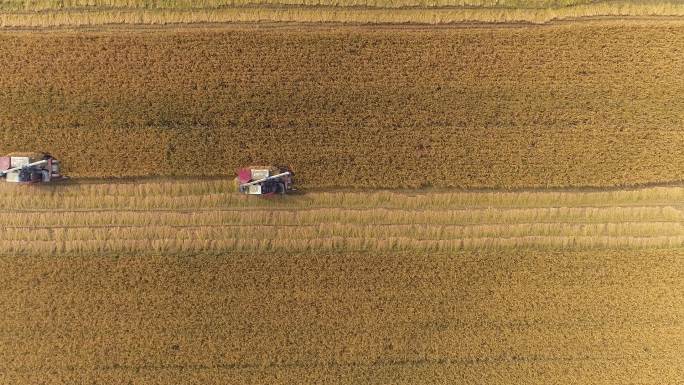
[0,22,683,188]
[0,0,682,26]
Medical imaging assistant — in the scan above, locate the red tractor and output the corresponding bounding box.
[236,166,293,195]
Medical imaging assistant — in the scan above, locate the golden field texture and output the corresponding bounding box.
[0,0,683,26]
[0,249,682,384]
[0,180,681,255]
[0,181,681,383]
[0,22,683,188]
[0,0,612,10]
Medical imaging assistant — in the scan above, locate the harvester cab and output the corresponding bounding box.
[0,152,63,183]
[237,166,293,195]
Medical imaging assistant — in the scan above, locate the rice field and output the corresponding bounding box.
[1,5,683,384]
[1,248,682,384]
[0,21,683,188]
[0,0,683,26]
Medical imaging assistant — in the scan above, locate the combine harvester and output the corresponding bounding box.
[0,152,63,183]
[237,166,293,195]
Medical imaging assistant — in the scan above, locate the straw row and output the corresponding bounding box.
[0,183,681,211]
[0,206,680,227]
[1,182,680,255]
[0,0,603,12]
[2,236,682,256]
[0,1,682,26]
[2,222,682,243]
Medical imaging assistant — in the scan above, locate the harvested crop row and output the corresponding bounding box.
[0,0,611,11]
[1,250,681,384]
[4,222,683,241]
[0,183,679,254]
[1,206,680,226]
[0,23,682,188]
[0,183,681,210]
[2,235,682,255]
[0,1,682,26]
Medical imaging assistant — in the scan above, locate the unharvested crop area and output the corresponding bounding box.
[0,0,683,26]
[0,21,683,188]
[1,249,682,384]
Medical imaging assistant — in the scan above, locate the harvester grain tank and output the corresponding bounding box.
[0,152,63,183]
[237,166,293,195]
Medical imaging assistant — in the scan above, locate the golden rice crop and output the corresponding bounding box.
[0,1,681,26]
[1,249,681,384]
[0,23,682,188]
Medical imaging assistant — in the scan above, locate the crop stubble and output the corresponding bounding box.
[0,0,683,26]
[0,181,681,254]
[0,21,683,188]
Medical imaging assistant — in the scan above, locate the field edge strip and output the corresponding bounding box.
[1,1,684,27]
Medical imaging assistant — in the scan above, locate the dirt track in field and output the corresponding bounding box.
[1,250,682,384]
